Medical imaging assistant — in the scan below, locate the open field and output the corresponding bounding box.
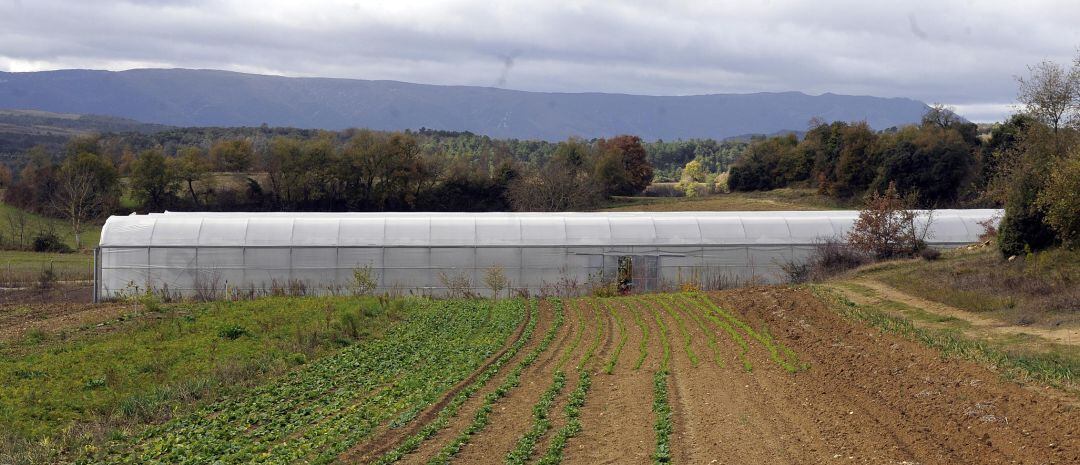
[6,288,1077,464]
[600,188,847,212]
[0,201,102,251]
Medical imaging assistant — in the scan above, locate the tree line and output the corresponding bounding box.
[726,107,983,207]
[1,131,654,249]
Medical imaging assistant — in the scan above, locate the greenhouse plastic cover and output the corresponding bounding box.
[100,210,1002,248]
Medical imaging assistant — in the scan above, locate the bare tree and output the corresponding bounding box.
[1017,58,1080,133]
[51,167,105,250]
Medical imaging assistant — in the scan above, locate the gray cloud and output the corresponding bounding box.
[1,0,1078,122]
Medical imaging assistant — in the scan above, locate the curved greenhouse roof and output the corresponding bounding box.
[100,210,1001,248]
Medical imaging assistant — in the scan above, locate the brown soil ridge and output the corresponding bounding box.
[338,299,535,463]
[562,298,659,465]
[837,278,1080,346]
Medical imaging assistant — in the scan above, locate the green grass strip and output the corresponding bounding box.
[652,296,699,367]
[652,370,673,464]
[536,370,592,465]
[665,295,724,368]
[371,299,541,465]
[628,299,651,370]
[425,299,566,465]
[812,286,1078,388]
[504,371,567,465]
[683,293,803,372]
[600,299,629,374]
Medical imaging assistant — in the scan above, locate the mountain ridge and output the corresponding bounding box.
[0,68,930,141]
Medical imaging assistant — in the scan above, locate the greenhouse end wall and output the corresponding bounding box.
[95,210,1001,300]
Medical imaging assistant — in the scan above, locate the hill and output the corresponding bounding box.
[0,68,929,141]
[0,109,170,163]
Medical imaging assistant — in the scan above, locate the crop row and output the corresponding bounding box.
[93,298,525,464]
[424,299,567,465]
[600,299,629,374]
[681,294,804,372]
[369,299,541,465]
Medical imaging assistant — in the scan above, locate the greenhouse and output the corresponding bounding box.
[94,210,1001,300]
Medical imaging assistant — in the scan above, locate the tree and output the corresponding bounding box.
[507,152,604,212]
[51,165,105,250]
[847,182,930,260]
[1037,147,1080,247]
[0,164,11,189]
[210,139,254,172]
[681,159,706,182]
[1016,58,1080,134]
[595,135,653,195]
[171,147,212,208]
[921,103,964,129]
[130,149,179,212]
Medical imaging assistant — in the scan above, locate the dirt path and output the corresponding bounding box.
[562,298,656,465]
[832,278,1080,346]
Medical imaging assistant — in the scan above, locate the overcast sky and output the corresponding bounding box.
[2,0,1078,123]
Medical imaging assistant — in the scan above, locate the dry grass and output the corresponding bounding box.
[856,245,1079,328]
[600,187,847,212]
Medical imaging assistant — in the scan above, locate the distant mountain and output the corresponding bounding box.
[0,68,929,141]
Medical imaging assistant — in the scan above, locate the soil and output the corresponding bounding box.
[0,284,130,342]
[346,287,1079,465]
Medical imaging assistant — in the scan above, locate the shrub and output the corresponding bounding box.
[781,238,870,283]
[37,264,57,289]
[352,264,379,296]
[217,325,249,340]
[847,182,929,259]
[1037,150,1080,248]
[483,265,509,299]
[438,270,476,298]
[919,247,942,261]
[32,231,72,253]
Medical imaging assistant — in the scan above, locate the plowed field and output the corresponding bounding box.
[351,289,1079,464]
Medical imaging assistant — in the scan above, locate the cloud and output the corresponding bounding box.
[1,0,1078,122]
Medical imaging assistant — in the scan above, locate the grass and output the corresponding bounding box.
[0,201,102,251]
[654,295,699,366]
[668,294,725,367]
[813,285,1080,390]
[629,299,651,370]
[600,187,847,212]
[0,249,93,285]
[857,245,1079,327]
[0,295,406,463]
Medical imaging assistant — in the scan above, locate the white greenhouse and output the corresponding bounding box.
[94,210,1001,300]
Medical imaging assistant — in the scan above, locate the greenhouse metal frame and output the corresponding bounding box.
[94,210,1001,301]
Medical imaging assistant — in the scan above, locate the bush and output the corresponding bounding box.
[781,238,869,283]
[352,264,379,296]
[998,169,1057,257]
[919,247,942,261]
[847,182,928,259]
[37,264,57,289]
[1037,150,1080,248]
[32,231,72,253]
[217,325,249,340]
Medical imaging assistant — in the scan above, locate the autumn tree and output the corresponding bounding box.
[595,135,653,195]
[847,182,930,260]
